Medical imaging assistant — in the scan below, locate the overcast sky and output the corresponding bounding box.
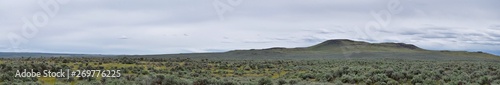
[1,0,499,55]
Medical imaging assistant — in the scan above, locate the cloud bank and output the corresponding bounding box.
[1,0,499,55]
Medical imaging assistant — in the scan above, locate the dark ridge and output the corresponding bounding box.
[375,43,422,50]
[265,47,288,50]
[310,39,369,47]
[308,39,422,50]
[122,39,500,60]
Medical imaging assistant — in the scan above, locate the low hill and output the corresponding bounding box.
[1,39,498,60]
[143,39,500,61]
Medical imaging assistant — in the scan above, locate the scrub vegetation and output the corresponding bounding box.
[0,57,500,85]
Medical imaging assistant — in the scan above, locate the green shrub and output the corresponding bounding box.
[340,74,355,84]
[492,80,500,84]
[447,80,468,85]
[364,79,373,84]
[193,78,210,85]
[387,80,399,85]
[411,75,424,84]
[141,70,150,75]
[478,76,492,85]
[258,78,272,85]
[371,74,389,83]
[289,80,298,85]
[299,73,314,80]
[278,79,287,85]
[319,73,334,82]
[422,78,435,85]
[389,72,405,81]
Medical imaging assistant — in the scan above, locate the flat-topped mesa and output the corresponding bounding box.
[310,39,369,48]
[375,43,422,50]
[309,39,422,50]
[156,39,500,60]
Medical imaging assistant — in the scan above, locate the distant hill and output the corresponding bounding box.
[143,39,500,61]
[2,39,499,60]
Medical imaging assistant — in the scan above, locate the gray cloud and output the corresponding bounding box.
[398,31,423,35]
